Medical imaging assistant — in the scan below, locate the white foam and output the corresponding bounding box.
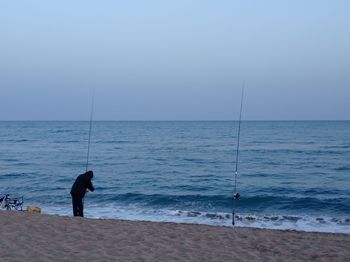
[40,204,350,234]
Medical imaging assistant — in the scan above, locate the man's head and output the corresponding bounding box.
[86,170,94,179]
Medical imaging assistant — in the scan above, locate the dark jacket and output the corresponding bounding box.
[70,171,94,197]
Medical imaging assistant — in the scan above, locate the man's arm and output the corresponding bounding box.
[86,179,94,192]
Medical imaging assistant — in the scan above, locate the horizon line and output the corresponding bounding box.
[0,119,349,122]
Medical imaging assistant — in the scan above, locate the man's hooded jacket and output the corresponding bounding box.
[70,171,94,197]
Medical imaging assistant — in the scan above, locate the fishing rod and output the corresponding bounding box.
[85,89,95,172]
[232,82,244,226]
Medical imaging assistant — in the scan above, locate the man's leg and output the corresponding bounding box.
[76,197,84,217]
[71,194,78,216]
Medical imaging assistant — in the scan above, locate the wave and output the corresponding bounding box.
[1,158,19,162]
[69,192,350,215]
[246,148,345,155]
[302,188,349,195]
[0,172,39,179]
[6,139,31,143]
[42,205,350,233]
[170,210,350,228]
[95,140,132,144]
[50,129,74,134]
[323,145,350,149]
[334,166,350,171]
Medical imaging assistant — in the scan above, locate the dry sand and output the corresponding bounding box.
[0,211,349,262]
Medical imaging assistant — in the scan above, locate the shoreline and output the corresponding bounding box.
[1,211,349,261]
[41,207,350,234]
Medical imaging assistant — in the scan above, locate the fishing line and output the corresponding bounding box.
[232,82,244,226]
[85,89,95,172]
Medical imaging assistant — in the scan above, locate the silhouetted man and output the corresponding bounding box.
[70,170,94,217]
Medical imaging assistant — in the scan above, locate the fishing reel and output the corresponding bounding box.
[233,192,240,200]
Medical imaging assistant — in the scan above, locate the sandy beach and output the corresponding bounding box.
[0,211,348,261]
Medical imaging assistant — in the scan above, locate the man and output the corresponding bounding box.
[70,170,94,217]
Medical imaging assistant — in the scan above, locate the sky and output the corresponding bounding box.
[0,0,349,120]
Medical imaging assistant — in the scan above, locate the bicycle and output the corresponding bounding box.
[0,194,24,211]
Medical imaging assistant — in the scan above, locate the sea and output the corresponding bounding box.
[1,121,349,233]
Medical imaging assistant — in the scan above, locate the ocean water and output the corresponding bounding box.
[1,121,349,233]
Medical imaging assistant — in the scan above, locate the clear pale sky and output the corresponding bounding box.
[0,0,349,120]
